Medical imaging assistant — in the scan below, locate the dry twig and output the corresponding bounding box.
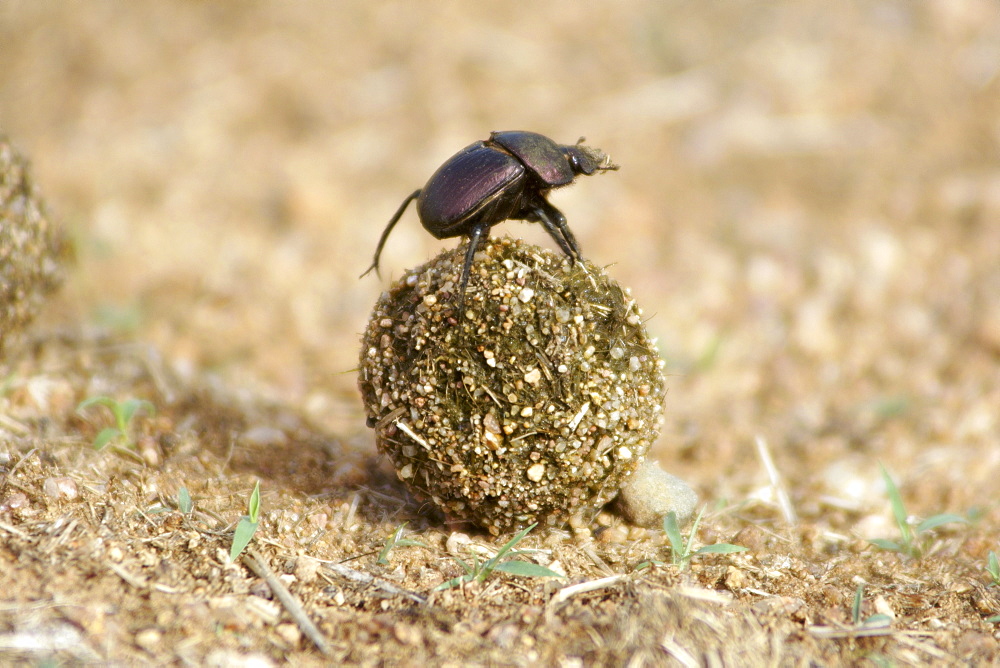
[243,550,331,656]
[755,435,797,524]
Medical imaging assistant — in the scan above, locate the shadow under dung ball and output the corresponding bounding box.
[0,135,66,358]
[359,236,693,534]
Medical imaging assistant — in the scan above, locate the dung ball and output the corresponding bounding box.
[0,135,67,358]
[358,236,666,535]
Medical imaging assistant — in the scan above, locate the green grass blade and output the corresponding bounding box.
[376,523,424,565]
[915,513,966,533]
[986,551,999,583]
[433,575,468,591]
[92,427,123,450]
[247,481,261,522]
[852,584,864,625]
[452,555,473,576]
[695,333,724,371]
[879,464,912,546]
[376,525,404,565]
[662,512,685,557]
[479,523,537,580]
[117,400,137,429]
[687,506,706,547]
[119,398,155,428]
[77,396,116,412]
[695,543,748,555]
[395,539,426,548]
[862,614,893,628]
[868,538,902,552]
[230,517,259,562]
[871,396,909,419]
[634,559,667,571]
[177,487,193,514]
[493,561,564,578]
[490,523,537,564]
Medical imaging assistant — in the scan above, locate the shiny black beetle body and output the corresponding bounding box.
[362,131,618,298]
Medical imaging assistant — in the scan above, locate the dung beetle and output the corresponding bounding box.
[361,131,619,299]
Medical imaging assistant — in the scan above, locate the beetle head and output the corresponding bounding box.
[563,142,619,176]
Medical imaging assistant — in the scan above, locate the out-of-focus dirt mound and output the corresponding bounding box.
[0,135,66,356]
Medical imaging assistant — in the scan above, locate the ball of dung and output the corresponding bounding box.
[0,135,67,357]
[358,236,666,534]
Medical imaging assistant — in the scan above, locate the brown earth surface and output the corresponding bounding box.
[2,2,999,665]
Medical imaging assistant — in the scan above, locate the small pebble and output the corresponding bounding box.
[0,491,29,512]
[597,525,629,544]
[138,436,160,467]
[293,556,321,584]
[43,477,78,501]
[275,623,301,646]
[393,622,423,646]
[135,628,162,651]
[724,565,748,590]
[614,459,698,527]
[446,532,472,555]
[240,426,287,447]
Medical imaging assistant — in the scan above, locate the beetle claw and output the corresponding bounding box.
[530,201,581,263]
[359,261,381,279]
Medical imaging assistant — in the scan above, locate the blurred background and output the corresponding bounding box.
[2,1,998,507]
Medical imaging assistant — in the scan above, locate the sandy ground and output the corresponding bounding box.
[2,1,1000,664]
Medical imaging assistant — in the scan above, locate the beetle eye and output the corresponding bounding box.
[565,147,595,175]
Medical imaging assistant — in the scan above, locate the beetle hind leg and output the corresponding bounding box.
[361,189,422,278]
[529,200,582,262]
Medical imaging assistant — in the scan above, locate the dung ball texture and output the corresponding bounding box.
[358,236,666,534]
[0,135,66,357]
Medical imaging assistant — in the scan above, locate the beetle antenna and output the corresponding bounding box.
[599,155,620,171]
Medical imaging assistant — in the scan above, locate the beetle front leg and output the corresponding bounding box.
[529,200,582,262]
[361,189,422,278]
[457,223,490,302]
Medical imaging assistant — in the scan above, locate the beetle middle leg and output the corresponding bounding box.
[528,200,582,263]
[361,189,422,278]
